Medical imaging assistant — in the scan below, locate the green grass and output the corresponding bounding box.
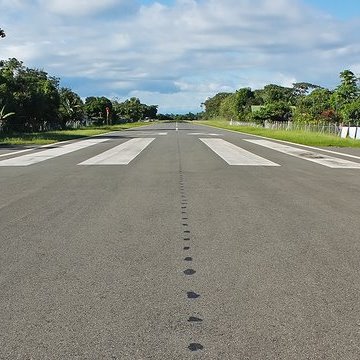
[0,122,151,146]
[196,119,360,148]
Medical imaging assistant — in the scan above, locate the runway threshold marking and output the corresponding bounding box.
[245,139,360,169]
[200,138,280,166]
[125,132,167,136]
[0,138,109,166]
[78,138,155,165]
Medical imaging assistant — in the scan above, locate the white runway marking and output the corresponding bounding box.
[200,138,280,166]
[0,148,33,158]
[79,138,155,165]
[188,133,220,136]
[0,138,109,166]
[126,132,167,136]
[246,139,360,169]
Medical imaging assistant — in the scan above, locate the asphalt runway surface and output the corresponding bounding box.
[1,122,360,359]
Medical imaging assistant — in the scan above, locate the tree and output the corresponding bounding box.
[341,99,360,124]
[251,101,292,124]
[143,104,158,119]
[174,112,199,121]
[59,88,84,128]
[219,88,255,120]
[117,97,144,122]
[294,88,333,122]
[219,94,239,119]
[202,92,232,118]
[84,96,112,124]
[0,105,15,130]
[259,84,294,105]
[292,82,320,97]
[157,113,174,120]
[331,70,359,111]
[0,58,60,131]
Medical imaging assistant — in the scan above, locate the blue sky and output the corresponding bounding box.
[306,0,360,19]
[1,0,360,113]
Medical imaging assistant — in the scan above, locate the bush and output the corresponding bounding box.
[251,102,292,125]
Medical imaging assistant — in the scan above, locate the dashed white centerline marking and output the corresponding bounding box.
[200,138,280,166]
[245,139,360,168]
[78,138,155,165]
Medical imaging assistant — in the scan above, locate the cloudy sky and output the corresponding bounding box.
[1,0,360,113]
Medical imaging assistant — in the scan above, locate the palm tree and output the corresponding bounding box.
[0,105,15,130]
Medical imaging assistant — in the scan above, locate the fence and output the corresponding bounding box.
[229,120,260,127]
[229,120,359,138]
[0,117,94,133]
[263,121,341,135]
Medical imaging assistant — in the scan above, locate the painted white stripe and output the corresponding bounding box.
[200,123,360,160]
[245,139,360,169]
[200,138,280,166]
[188,133,220,136]
[0,148,33,158]
[0,138,109,166]
[79,138,155,165]
[126,132,167,136]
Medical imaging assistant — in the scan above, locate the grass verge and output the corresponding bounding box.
[196,119,360,148]
[0,122,151,146]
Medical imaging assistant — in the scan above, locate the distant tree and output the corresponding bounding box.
[157,113,174,120]
[253,89,265,105]
[219,88,255,120]
[143,104,158,119]
[294,88,334,123]
[0,105,15,130]
[292,82,320,97]
[59,88,84,128]
[114,97,157,122]
[84,96,112,123]
[202,92,232,118]
[341,99,360,124]
[118,97,144,122]
[331,70,359,111]
[0,58,60,131]
[251,101,292,124]
[319,109,340,123]
[258,84,295,105]
[173,112,199,121]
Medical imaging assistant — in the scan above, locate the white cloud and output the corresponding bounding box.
[38,0,121,16]
[0,0,359,112]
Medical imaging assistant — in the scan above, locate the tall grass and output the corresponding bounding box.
[197,119,360,148]
[0,122,150,146]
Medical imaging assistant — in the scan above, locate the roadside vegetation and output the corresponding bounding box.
[197,119,360,147]
[198,70,360,147]
[0,58,158,145]
[1,51,360,148]
[0,123,148,146]
[201,70,360,126]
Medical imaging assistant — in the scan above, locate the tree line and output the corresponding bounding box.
[202,70,360,125]
[0,58,159,133]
